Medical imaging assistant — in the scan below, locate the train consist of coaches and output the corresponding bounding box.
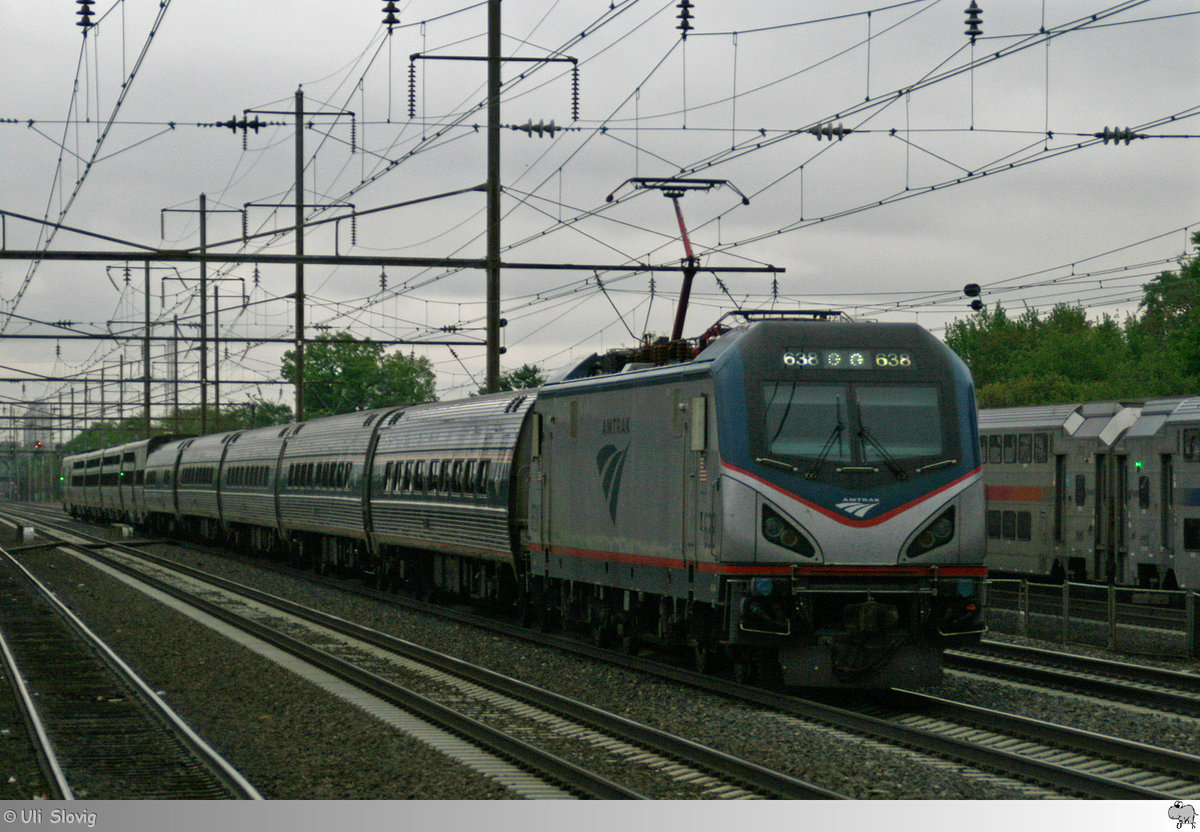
[979,396,1200,590]
[62,312,987,687]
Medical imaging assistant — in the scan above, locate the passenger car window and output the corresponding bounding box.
[1033,433,1049,463]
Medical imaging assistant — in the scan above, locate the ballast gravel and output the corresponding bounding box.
[10,525,1200,800]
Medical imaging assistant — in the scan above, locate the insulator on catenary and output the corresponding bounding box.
[76,0,95,31]
[513,119,558,138]
[964,2,982,41]
[408,61,417,120]
[382,1,400,31]
[1094,126,1145,145]
[571,65,581,121]
[676,0,694,39]
[808,123,853,141]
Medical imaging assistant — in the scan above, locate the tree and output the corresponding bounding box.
[477,363,544,395]
[61,416,147,454]
[160,399,293,435]
[1125,234,1200,383]
[281,332,437,419]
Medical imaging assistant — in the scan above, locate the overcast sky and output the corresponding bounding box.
[1,0,1198,430]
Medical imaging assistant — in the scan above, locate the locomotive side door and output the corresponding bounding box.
[682,392,712,566]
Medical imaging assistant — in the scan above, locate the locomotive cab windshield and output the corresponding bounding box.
[739,323,963,488]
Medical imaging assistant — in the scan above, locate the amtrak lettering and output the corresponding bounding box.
[601,416,631,435]
[596,443,630,523]
[835,496,881,518]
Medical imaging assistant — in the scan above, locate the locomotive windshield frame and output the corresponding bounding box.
[737,322,963,487]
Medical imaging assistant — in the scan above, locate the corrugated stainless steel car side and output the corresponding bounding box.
[219,424,289,540]
[275,409,392,543]
[175,432,231,527]
[368,393,534,562]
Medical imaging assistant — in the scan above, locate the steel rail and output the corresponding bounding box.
[947,643,1200,718]
[101,543,843,800]
[93,542,1193,799]
[0,603,73,799]
[879,687,1200,789]
[0,546,262,800]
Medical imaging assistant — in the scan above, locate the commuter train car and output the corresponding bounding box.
[62,435,182,525]
[978,396,1200,589]
[62,312,987,687]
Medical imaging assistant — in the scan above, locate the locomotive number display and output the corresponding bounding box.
[782,349,913,369]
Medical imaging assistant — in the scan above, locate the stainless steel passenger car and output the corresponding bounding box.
[64,436,181,525]
[365,394,535,593]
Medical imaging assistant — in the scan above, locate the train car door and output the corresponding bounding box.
[170,440,191,524]
[1115,455,1129,582]
[362,431,380,540]
[1094,453,1112,582]
[273,428,294,540]
[1094,453,1130,584]
[215,432,241,532]
[1161,454,1174,552]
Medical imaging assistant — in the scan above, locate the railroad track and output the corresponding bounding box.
[862,688,1200,800]
[11,503,1200,799]
[0,548,260,800]
[1,511,843,800]
[946,641,1200,718]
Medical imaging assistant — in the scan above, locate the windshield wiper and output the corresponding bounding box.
[857,420,907,480]
[805,396,845,480]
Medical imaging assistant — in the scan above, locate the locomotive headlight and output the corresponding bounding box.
[931,515,954,542]
[761,504,817,558]
[905,506,956,559]
[752,578,777,597]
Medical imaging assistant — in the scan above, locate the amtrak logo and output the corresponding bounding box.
[835,497,881,518]
[596,443,630,523]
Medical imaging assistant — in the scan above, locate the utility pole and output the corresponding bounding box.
[118,355,125,422]
[485,0,501,393]
[294,87,306,421]
[213,284,221,428]
[143,262,152,438]
[200,193,208,433]
[172,316,179,432]
[235,89,352,421]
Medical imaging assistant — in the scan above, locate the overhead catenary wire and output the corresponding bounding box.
[4,0,1197,417]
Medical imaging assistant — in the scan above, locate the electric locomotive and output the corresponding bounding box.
[528,311,986,686]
